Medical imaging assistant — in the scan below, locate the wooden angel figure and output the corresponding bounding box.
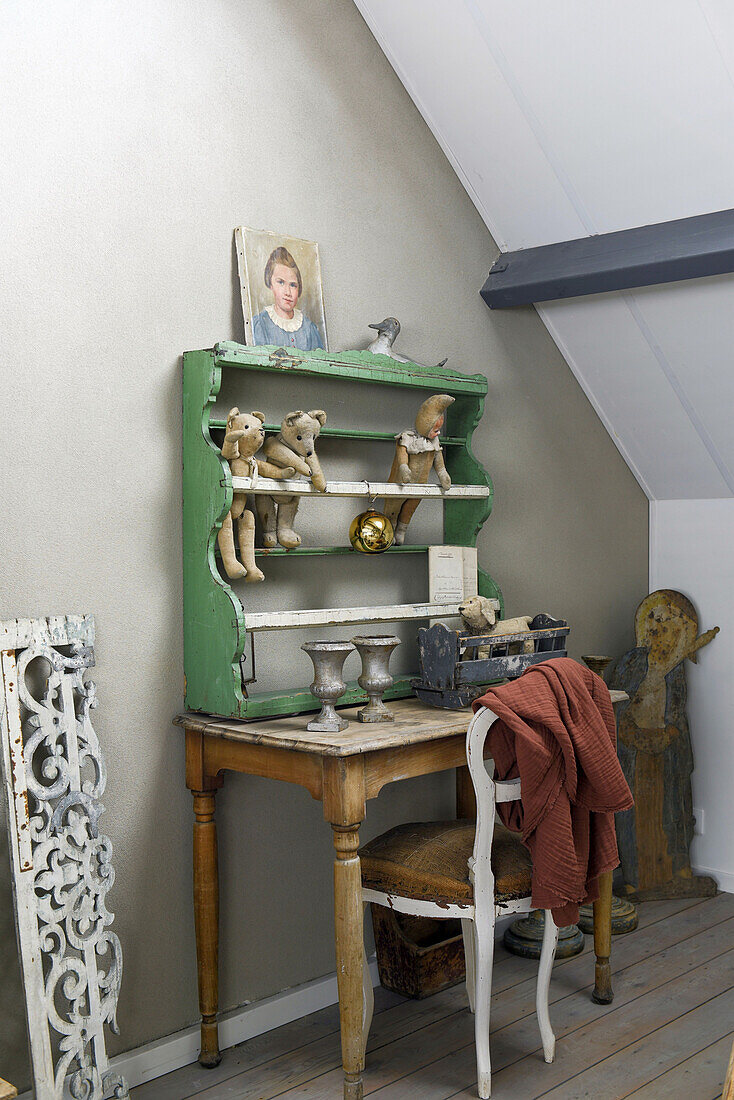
[218,408,294,582]
[608,589,720,900]
[382,394,454,545]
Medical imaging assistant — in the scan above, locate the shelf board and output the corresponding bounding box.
[212,341,488,395]
[230,477,490,499]
[253,545,430,557]
[209,421,464,446]
[235,676,418,720]
[243,600,479,632]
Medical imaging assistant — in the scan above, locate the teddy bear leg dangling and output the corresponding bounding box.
[383,498,424,546]
[237,507,264,582]
[255,495,278,549]
[217,511,246,579]
[275,494,301,549]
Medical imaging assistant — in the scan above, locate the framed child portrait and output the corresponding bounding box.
[235,226,328,351]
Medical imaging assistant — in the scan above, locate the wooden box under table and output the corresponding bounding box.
[370,904,466,999]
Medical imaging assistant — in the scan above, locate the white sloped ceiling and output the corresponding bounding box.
[354,0,734,500]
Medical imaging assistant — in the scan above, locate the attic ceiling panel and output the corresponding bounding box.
[354,0,734,501]
[698,0,734,85]
[539,294,732,499]
[629,276,734,487]
[476,0,734,237]
[355,0,584,248]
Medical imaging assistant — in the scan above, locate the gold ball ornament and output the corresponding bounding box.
[349,509,395,554]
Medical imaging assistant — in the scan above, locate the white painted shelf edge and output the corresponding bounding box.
[243,599,500,633]
[231,477,490,499]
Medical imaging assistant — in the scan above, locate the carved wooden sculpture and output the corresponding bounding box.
[383,394,454,545]
[217,408,295,581]
[608,590,719,900]
[0,616,128,1100]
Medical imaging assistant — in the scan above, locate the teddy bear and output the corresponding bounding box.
[382,394,454,545]
[255,410,327,549]
[217,408,295,581]
[457,596,534,656]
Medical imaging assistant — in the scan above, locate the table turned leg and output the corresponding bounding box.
[456,764,477,819]
[592,869,614,1004]
[332,824,365,1100]
[193,788,222,1067]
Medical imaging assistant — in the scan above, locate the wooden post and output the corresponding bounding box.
[323,756,367,1100]
[332,824,366,1100]
[591,869,614,1004]
[456,765,477,819]
[192,788,222,1067]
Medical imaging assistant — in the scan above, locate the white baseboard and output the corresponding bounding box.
[17,957,380,1099]
[693,863,734,894]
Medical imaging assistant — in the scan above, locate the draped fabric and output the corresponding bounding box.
[473,658,634,925]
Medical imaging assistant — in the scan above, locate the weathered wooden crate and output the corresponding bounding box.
[412,615,570,708]
[370,905,466,999]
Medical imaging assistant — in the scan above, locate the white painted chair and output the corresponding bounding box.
[360,705,559,1099]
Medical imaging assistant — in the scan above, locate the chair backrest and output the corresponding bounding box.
[466,706,523,910]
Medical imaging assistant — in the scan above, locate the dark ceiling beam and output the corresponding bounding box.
[481,207,734,308]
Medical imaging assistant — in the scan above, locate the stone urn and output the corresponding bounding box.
[351,635,401,723]
[301,641,355,733]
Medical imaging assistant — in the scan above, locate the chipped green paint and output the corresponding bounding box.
[183,342,503,719]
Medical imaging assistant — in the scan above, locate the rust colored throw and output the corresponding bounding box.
[473,658,633,925]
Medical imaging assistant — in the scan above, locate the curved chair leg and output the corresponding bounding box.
[536,909,559,1063]
[461,919,476,1014]
[362,904,375,1055]
[473,915,495,1099]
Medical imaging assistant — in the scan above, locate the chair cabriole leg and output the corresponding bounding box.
[473,912,495,1099]
[361,903,374,1053]
[536,909,558,1063]
[461,919,476,1014]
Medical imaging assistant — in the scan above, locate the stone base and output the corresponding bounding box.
[307,714,349,733]
[357,709,394,723]
[578,895,638,936]
[503,910,584,959]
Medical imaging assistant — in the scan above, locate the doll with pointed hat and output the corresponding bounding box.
[382,394,454,545]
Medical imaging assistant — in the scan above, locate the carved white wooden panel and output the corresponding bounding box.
[0,616,128,1100]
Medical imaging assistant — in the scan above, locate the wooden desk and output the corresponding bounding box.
[178,693,626,1100]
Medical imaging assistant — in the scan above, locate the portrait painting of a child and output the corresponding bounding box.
[235,227,328,351]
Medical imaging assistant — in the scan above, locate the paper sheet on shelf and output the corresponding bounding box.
[428,546,479,627]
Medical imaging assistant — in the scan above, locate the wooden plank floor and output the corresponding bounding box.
[133,895,734,1099]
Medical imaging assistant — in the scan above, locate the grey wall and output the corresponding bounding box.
[0,0,648,1086]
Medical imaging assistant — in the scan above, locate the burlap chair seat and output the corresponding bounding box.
[360,820,532,908]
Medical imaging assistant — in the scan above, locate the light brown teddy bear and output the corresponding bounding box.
[256,410,327,549]
[218,408,295,581]
[458,596,534,656]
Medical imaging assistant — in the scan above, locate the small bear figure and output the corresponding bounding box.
[218,408,294,581]
[256,410,327,549]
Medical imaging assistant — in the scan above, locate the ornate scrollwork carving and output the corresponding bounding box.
[1,621,128,1100]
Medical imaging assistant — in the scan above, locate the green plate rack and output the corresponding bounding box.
[182,341,502,720]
